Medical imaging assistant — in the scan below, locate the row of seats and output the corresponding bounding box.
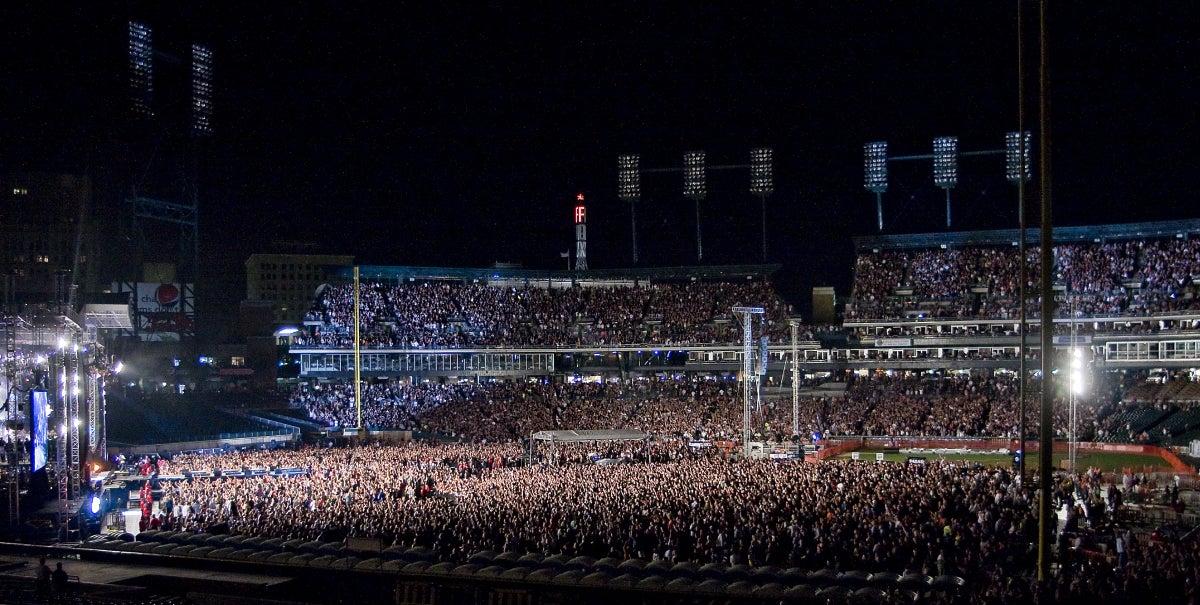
[78,531,966,602]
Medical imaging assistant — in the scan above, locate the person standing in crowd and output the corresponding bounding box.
[51,561,68,593]
[35,557,51,594]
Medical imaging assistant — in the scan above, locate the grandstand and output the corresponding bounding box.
[271,221,1200,452]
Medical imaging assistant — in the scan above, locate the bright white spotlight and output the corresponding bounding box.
[90,496,101,515]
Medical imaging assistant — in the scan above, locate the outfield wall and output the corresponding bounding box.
[814,437,1195,474]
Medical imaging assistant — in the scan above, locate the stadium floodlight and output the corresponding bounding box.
[128,21,154,118]
[933,136,958,188]
[863,141,888,231]
[933,136,958,228]
[750,148,774,262]
[618,154,640,200]
[1006,131,1033,184]
[618,154,641,264]
[684,151,706,262]
[863,141,888,192]
[749,148,774,195]
[683,151,706,199]
[191,44,214,136]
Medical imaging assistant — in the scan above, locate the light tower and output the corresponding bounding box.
[125,21,210,340]
[1007,129,1033,479]
[863,142,888,231]
[191,44,214,136]
[683,151,706,262]
[932,136,959,228]
[128,22,154,118]
[750,148,774,262]
[618,155,641,265]
[574,194,588,271]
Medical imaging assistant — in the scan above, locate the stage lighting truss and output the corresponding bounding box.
[933,136,958,189]
[683,151,706,199]
[863,141,888,192]
[749,148,774,195]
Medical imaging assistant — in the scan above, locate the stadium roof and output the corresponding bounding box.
[852,218,1200,252]
[530,429,650,442]
[334,264,782,284]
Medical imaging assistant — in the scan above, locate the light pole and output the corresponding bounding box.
[750,148,774,262]
[618,154,641,265]
[684,151,707,263]
[863,142,888,231]
[1007,129,1033,481]
[1069,343,1087,473]
[933,136,959,228]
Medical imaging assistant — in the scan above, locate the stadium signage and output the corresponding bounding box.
[1052,334,1092,345]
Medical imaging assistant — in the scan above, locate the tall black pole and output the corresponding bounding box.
[1017,0,1029,483]
[761,193,768,262]
[1036,0,1056,596]
[630,199,639,265]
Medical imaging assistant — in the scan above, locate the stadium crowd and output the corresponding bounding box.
[849,238,1200,320]
[286,372,1129,446]
[149,441,1199,604]
[295,280,800,349]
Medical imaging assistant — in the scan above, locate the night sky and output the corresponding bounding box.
[2,3,1196,327]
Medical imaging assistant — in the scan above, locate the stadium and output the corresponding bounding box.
[1,1,1194,602]
[2,216,1198,605]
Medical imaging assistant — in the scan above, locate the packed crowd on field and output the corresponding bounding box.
[295,280,801,348]
[145,440,1200,604]
[284,372,1198,446]
[849,238,1200,320]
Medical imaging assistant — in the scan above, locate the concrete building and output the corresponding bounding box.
[244,252,354,328]
[0,173,101,310]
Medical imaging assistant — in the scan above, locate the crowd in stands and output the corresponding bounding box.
[286,372,1137,446]
[295,280,799,349]
[149,441,1200,604]
[850,238,1200,320]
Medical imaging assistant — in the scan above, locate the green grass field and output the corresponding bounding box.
[837,449,1170,473]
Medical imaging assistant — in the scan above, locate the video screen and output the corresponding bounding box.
[31,390,48,472]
